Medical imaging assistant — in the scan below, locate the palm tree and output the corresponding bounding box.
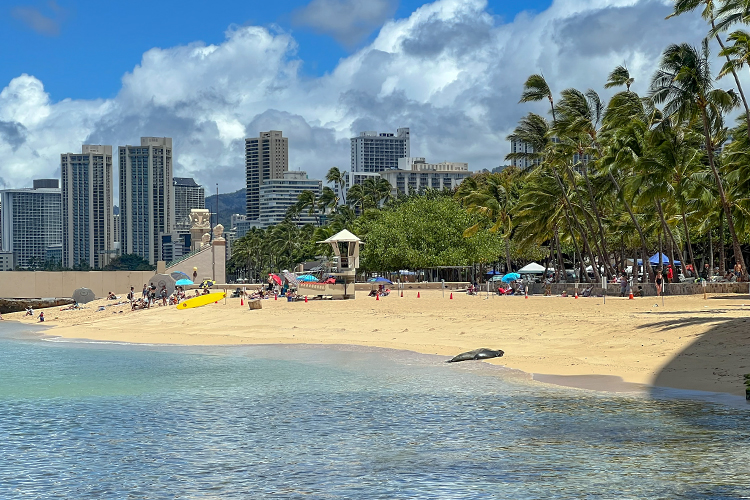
[325,167,347,205]
[362,177,392,208]
[520,73,557,121]
[295,189,320,226]
[650,41,746,275]
[718,30,750,79]
[604,65,634,91]
[346,184,366,212]
[668,0,750,138]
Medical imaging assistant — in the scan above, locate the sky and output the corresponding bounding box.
[0,0,723,197]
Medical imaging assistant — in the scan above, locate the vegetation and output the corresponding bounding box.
[102,254,155,271]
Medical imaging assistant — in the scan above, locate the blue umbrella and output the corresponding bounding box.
[297,274,318,282]
[368,277,393,284]
[501,273,520,283]
[175,279,193,286]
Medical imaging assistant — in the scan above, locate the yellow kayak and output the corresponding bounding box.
[176,292,226,310]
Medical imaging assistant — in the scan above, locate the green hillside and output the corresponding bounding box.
[205,188,246,228]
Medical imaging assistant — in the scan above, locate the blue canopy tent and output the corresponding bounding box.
[647,253,680,265]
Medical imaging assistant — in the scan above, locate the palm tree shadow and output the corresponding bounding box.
[638,316,750,397]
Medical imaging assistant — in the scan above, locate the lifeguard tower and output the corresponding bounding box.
[298,229,361,299]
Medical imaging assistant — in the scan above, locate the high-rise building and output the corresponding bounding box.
[246,130,288,219]
[173,177,205,231]
[380,157,471,197]
[350,128,410,175]
[0,179,62,269]
[257,171,322,228]
[61,145,114,269]
[119,137,175,265]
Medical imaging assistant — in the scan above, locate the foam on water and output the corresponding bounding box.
[0,322,749,499]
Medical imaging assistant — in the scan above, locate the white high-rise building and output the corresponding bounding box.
[173,177,205,231]
[119,137,175,265]
[257,171,322,228]
[509,138,539,169]
[350,128,410,175]
[0,179,62,269]
[61,145,114,269]
[246,130,288,220]
[380,157,471,196]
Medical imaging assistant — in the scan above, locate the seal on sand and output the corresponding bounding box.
[447,348,504,363]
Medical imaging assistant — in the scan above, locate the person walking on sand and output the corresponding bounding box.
[38,311,44,322]
[160,286,168,306]
[655,270,663,296]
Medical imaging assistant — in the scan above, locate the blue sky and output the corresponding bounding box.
[1,0,552,102]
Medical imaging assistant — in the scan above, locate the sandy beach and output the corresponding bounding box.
[5,290,750,396]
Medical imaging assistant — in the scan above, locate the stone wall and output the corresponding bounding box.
[166,240,225,284]
[0,271,156,299]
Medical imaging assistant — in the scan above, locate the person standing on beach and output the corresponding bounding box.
[128,286,135,305]
[666,265,674,284]
[38,311,44,322]
[734,262,742,279]
[655,271,663,296]
[619,273,628,297]
[142,284,148,300]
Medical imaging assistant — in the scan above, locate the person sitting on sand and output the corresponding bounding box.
[202,288,210,295]
[25,307,33,316]
[107,291,117,300]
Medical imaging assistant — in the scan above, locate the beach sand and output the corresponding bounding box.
[5,290,750,396]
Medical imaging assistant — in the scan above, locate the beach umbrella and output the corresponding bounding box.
[282,271,299,288]
[151,274,177,296]
[368,277,393,284]
[501,273,520,283]
[269,274,282,286]
[297,274,318,282]
[170,271,190,281]
[71,287,96,304]
[199,279,215,289]
[175,279,193,286]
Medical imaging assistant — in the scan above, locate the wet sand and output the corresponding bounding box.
[5,290,750,396]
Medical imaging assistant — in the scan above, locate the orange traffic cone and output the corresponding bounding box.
[376,293,380,301]
[574,291,578,299]
[450,293,453,300]
[304,296,308,303]
[400,290,403,297]
[628,290,634,300]
[241,298,244,306]
[417,292,421,298]
[525,290,528,299]
[274,293,278,301]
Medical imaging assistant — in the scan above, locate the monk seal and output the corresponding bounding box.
[447,348,504,363]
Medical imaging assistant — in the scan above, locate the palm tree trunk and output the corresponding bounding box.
[505,237,512,272]
[553,170,590,282]
[555,228,565,282]
[719,211,726,276]
[700,109,747,276]
[656,199,686,270]
[680,204,697,277]
[581,164,614,278]
[607,171,653,282]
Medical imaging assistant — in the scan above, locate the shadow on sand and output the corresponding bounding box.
[636,315,750,398]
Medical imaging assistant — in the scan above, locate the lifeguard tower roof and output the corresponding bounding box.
[318,229,362,244]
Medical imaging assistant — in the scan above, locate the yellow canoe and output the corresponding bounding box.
[176,292,226,310]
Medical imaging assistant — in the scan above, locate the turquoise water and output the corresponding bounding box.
[1,323,749,499]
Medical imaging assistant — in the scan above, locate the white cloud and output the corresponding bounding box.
[0,0,725,195]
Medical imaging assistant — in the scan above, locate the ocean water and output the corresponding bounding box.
[0,323,749,499]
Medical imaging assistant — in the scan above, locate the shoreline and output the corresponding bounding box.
[7,320,747,406]
[3,290,750,398]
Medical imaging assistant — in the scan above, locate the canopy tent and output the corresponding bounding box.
[319,229,361,243]
[648,253,681,265]
[518,262,545,274]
